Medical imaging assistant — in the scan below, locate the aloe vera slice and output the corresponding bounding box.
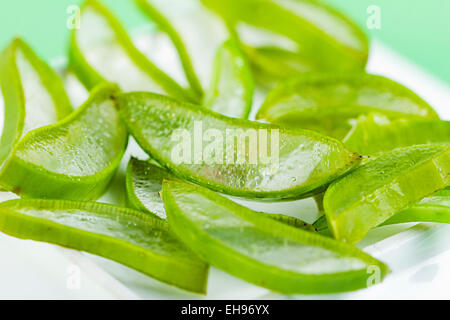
[381,188,450,226]
[0,83,127,200]
[343,114,450,155]
[315,188,450,233]
[70,0,194,102]
[0,38,72,169]
[135,0,230,90]
[119,92,360,200]
[202,0,369,74]
[162,180,389,294]
[0,199,208,293]
[135,0,204,98]
[256,73,439,139]
[126,157,176,219]
[126,157,315,232]
[324,145,450,244]
[203,40,254,119]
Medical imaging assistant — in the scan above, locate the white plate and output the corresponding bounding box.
[0,24,449,299]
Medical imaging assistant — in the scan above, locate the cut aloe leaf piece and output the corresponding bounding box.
[126,157,177,219]
[324,145,450,244]
[315,188,450,232]
[257,73,439,139]
[119,92,361,200]
[135,0,230,91]
[202,0,369,74]
[70,0,194,102]
[343,114,450,155]
[381,188,450,226]
[203,40,254,119]
[135,0,205,98]
[136,1,253,118]
[0,199,208,294]
[163,180,389,294]
[0,83,127,200]
[0,38,73,169]
[126,157,315,231]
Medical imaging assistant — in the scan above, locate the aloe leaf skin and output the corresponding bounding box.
[0,38,73,169]
[201,0,369,73]
[0,199,209,294]
[0,83,127,201]
[324,145,450,244]
[163,180,389,294]
[118,91,361,200]
[260,212,317,232]
[343,114,450,156]
[203,39,254,119]
[256,73,439,139]
[70,0,195,103]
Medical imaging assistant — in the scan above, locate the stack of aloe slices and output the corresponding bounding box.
[0,0,448,296]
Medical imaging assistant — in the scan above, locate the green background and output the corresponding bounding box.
[0,0,449,83]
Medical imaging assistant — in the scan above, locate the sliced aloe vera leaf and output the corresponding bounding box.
[119,92,361,200]
[202,0,369,73]
[324,145,450,244]
[315,188,450,232]
[203,40,254,119]
[70,0,194,102]
[256,73,439,139]
[162,180,389,294]
[136,1,253,118]
[381,188,450,226]
[0,199,208,293]
[0,38,73,169]
[126,157,177,219]
[126,158,315,231]
[0,83,127,200]
[135,0,204,98]
[343,114,450,156]
[135,0,230,90]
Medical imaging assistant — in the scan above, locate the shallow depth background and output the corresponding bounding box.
[0,0,448,83]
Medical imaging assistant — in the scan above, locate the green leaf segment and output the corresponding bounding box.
[0,199,209,294]
[119,92,361,200]
[324,145,450,244]
[0,83,127,200]
[257,73,439,139]
[162,180,389,294]
[0,38,72,170]
[70,0,195,102]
